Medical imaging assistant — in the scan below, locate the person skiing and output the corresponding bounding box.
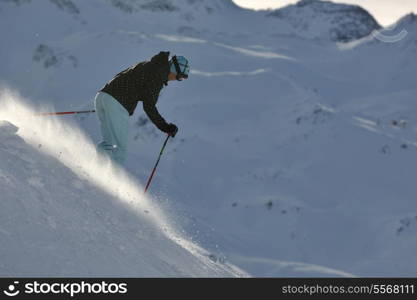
[94,51,190,165]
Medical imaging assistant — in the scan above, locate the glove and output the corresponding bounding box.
[165,123,178,137]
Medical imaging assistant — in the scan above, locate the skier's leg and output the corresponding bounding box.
[94,92,129,164]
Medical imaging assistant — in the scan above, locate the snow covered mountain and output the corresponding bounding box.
[396,12,417,27]
[1,0,240,15]
[107,0,240,13]
[1,0,417,277]
[392,12,417,47]
[267,0,381,42]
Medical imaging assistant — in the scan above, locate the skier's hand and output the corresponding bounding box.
[166,123,178,138]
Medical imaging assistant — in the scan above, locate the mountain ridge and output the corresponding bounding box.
[266,0,381,42]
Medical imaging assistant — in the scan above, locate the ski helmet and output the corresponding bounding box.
[169,56,190,80]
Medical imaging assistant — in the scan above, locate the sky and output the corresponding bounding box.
[232,0,417,26]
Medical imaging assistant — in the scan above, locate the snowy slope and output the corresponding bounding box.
[1,0,417,277]
[0,93,246,277]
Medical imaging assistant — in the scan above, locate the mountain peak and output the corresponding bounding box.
[395,13,417,27]
[267,0,381,42]
[296,0,323,6]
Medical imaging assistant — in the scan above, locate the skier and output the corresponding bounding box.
[94,51,190,165]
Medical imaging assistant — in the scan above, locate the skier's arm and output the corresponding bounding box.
[141,61,171,132]
[143,100,170,132]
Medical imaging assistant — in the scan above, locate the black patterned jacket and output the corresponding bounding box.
[100,51,171,132]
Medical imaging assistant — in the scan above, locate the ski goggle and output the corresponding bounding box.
[171,56,189,80]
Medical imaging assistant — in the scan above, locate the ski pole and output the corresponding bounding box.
[144,134,170,194]
[35,110,96,116]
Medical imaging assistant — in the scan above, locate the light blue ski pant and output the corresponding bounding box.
[94,91,129,165]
